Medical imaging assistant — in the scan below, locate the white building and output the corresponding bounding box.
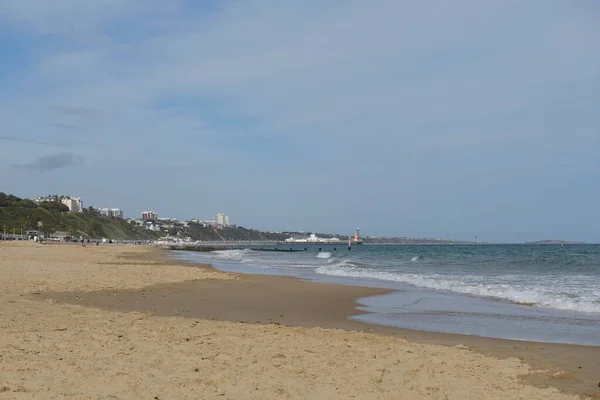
[60,197,83,213]
[34,195,83,212]
[99,208,124,218]
[214,213,230,227]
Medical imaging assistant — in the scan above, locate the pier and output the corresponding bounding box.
[162,240,356,253]
[164,241,277,252]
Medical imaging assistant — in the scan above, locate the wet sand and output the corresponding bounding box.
[1,242,598,399]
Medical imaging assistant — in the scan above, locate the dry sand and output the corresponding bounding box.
[0,242,597,399]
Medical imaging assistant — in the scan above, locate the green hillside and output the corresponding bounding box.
[0,192,160,240]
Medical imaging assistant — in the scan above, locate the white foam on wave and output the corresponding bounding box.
[411,255,419,262]
[322,259,358,269]
[211,249,253,261]
[317,252,332,259]
[315,265,600,313]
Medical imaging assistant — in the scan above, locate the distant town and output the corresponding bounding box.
[32,193,234,232]
[4,192,583,245]
[22,193,469,245]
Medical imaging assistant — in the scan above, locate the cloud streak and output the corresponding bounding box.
[49,123,80,130]
[49,105,113,120]
[0,134,90,148]
[0,135,51,146]
[13,152,83,171]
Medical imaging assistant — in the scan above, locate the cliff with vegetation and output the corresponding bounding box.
[0,193,159,240]
[363,236,471,244]
[525,240,586,245]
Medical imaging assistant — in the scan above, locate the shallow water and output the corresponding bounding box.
[173,244,600,345]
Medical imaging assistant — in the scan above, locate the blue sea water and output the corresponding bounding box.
[172,244,600,346]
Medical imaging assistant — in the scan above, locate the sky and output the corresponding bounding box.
[1,1,599,242]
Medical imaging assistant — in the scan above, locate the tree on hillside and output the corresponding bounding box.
[0,192,9,207]
[84,206,100,216]
[89,221,105,238]
[18,199,38,208]
[0,193,23,207]
[39,201,69,213]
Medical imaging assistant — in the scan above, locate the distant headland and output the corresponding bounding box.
[525,240,586,245]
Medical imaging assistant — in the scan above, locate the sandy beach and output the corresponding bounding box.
[1,242,598,399]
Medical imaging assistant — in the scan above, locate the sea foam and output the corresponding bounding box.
[315,266,600,313]
[211,249,253,261]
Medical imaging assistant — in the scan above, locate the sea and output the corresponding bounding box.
[172,244,600,346]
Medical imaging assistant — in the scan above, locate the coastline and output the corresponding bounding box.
[2,242,598,399]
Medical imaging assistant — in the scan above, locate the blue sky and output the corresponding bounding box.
[1,0,599,242]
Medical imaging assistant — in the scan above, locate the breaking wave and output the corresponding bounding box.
[211,249,253,261]
[315,265,600,313]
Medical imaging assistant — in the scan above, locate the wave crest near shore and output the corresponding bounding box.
[315,265,600,313]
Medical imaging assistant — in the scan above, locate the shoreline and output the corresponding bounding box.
[2,242,598,399]
[169,247,600,346]
[44,246,600,398]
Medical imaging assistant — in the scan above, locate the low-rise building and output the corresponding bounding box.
[157,217,180,229]
[158,217,179,224]
[146,224,161,232]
